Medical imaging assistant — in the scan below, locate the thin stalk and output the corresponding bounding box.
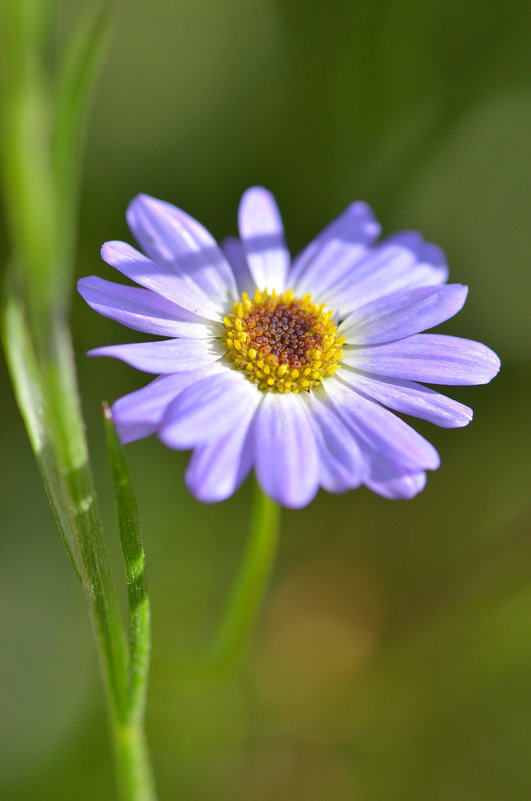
[177,481,281,677]
[0,3,157,799]
[113,719,157,801]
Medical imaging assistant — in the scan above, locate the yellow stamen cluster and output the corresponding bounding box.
[223,288,345,392]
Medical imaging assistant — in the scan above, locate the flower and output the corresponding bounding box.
[78,187,500,508]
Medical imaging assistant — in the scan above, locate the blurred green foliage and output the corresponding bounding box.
[1,0,530,799]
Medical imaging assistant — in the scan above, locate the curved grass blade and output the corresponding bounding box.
[52,6,112,277]
[103,402,151,721]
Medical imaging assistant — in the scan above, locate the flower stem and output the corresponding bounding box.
[113,719,157,801]
[201,481,281,673]
[171,481,280,678]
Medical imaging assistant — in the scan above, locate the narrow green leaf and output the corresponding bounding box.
[1,274,80,574]
[2,279,129,715]
[52,6,112,273]
[103,403,151,722]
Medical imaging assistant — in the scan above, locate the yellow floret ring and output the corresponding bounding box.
[223,288,345,393]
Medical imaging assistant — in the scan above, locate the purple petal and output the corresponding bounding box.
[111,365,224,443]
[290,201,381,302]
[339,284,468,345]
[325,232,449,316]
[101,241,224,320]
[159,369,261,449]
[359,428,429,499]
[365,461,427,500]
[238,187,289,293]
[336,368,472,428]
[126,193,237,306]
[343,334,501,385]
[185,411,255,503]
[305,388,367,493]
[78,276,216,338]
[323,377,440,472]
[221,236,256,296]
[254,393,320,508]
[88,338,224,374]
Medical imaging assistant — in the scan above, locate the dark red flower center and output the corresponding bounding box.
[242,302,323,368]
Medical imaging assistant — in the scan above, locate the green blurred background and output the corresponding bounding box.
[1,0,531,798]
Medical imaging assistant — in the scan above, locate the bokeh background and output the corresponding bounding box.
[1,0,531,798]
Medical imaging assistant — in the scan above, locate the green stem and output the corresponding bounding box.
[1,4,157,799]
[47,321,130,717]
[113,720,157,801]
[179,481,281,676]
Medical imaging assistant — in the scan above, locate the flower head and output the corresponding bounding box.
[78,187,500,507]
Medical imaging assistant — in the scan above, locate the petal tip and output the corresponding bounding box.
[347,200,381,235]
[487,350,502,380]
[126,193,161,229]
[453,406,474,428]
[77,275,91,295]
[475,343,501,384]
[101,240,130,263]
[239,186,282,231]
[128,192,154,210]
[240,185,273,203]
[86,346,104,358]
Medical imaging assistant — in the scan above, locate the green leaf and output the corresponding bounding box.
[1,275,79,574]
[52,6,112,272]
[2,277,129,715]
[103,403,151,722]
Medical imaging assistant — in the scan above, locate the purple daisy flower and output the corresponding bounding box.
[78,187,500,508]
